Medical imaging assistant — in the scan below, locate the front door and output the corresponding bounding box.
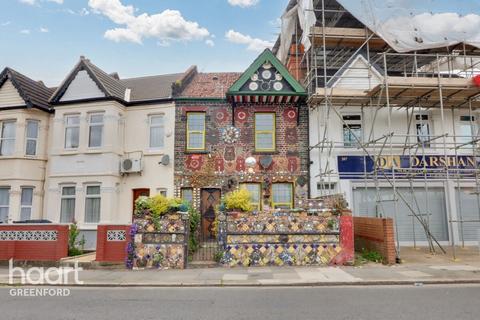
[200,188,221,240]
[132,188,150,215]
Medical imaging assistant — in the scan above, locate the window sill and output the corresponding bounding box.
[85,148,105,154]
[252,151,279,155]
[144,149,166,156]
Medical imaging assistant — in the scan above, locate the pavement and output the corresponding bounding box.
[0,246,479,287]
[2,286,480,320]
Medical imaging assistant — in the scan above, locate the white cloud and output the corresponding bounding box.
[228,0,259,8]
[225,29,273,52]
[39,27,49,32]
[205,39,215,47]
[1,21,11,26]
[20,29,31,34]
[79,8,90,16]
[88,0,209,44]
[47,0,63,3]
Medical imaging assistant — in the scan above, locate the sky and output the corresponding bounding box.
[0,0,289,86]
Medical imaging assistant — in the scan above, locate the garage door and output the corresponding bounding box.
[456,188,480,242]
[353,187,449,242]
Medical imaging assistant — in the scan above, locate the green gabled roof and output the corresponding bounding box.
[227,49,307,96]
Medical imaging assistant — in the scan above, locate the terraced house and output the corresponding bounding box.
[0,58,188,249]
[173,49,309,251]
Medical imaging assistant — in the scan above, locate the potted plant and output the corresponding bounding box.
[224,189,253,218]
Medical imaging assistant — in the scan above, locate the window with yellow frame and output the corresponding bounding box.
[186,112,206,151]
[271,183,293,209]
[254,113,275,152]
[240,183,261,211]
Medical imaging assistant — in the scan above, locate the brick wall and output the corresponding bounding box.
[353,217,396,264]
[0,224,69,261]
[286,44,306,83]
[174,101,310,207]
[96,225,130,263]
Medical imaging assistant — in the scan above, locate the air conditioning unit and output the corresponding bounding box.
[120,156,143,174]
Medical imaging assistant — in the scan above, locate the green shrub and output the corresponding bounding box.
[224,189,253,212]
[68,222,85,256]
[188,204,201,254]
[361,249,383,263]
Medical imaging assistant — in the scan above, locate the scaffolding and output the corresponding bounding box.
[291,0,480,259]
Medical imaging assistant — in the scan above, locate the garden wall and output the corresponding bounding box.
[127,212,189,269]
[354,217,396,264]
[0,224,69,261]
[96,225,131,263]
[219,210,354,267]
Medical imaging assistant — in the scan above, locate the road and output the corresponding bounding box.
[1,285,479,320]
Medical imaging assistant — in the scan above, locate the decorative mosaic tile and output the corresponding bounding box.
[0,230,58,241]
[142,233,185,244]
[107,230,126,242]
[133,243,185,269]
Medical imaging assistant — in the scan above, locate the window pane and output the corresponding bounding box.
[86,186,101,195]
[256,133,274,149]
[151,115,164,125]
[89,125,103,147]
[20,208,31,221]
[0,140,15,155]
[66,116,80,126]
[243,184,260,204]
[2,122,16,138]
[272,183,292,208]
[0,188,9,205]
[90,114,104,124]
[26,139,37,156]
[21,188,33,205]
[182,189,193,204]
[26,121,39,139]
[65,127,79,148]
[62,186,76,196]
[188,132,204,149]
[150,126,165,148]
[255,114,274,131]
[85,198,101,223]
[188,114,205,131]
[0,188,10,223]
[60,198,75,223]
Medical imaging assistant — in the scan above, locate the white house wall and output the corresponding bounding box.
[0,109,50,222]
[59,70,106,102]
[0,80,25,108]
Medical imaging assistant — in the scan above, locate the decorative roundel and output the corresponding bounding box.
[275,73,283,81]
[262,62,272,69]
[273,82,283,91]
[236,110,247,121]
[261,82,271,91]
[251,73,259,81]
[249,82,259,91]
[222,126,241,144]
[262,70,272,80]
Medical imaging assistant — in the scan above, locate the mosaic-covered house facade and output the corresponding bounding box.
[173,49,309,239]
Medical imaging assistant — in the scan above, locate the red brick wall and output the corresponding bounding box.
[0,225,69,261]
[286,44,306,83]
[353,217,396,264]
[96,225,130,263]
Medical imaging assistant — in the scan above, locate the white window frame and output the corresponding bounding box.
[25,119,39,156]
[458,115,478,144]
[88,112,104,148]
[20,187,34,221]
[0,120,16,156]
[149,114,165,149]
[415,114,431,147]
[60,185,76,223]
[0,187,10,223]
[181,188,194,204]
[64,114,80,149]
[342,114,362,148]
[84,184,101,224]
[156,188,167,197]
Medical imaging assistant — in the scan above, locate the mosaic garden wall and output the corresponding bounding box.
[127,212,189,270]
[217,202,354,267]
[173,101,309,208]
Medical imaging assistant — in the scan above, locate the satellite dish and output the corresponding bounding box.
[160,154,170,166]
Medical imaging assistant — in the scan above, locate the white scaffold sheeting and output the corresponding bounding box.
[337,0,480,52]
